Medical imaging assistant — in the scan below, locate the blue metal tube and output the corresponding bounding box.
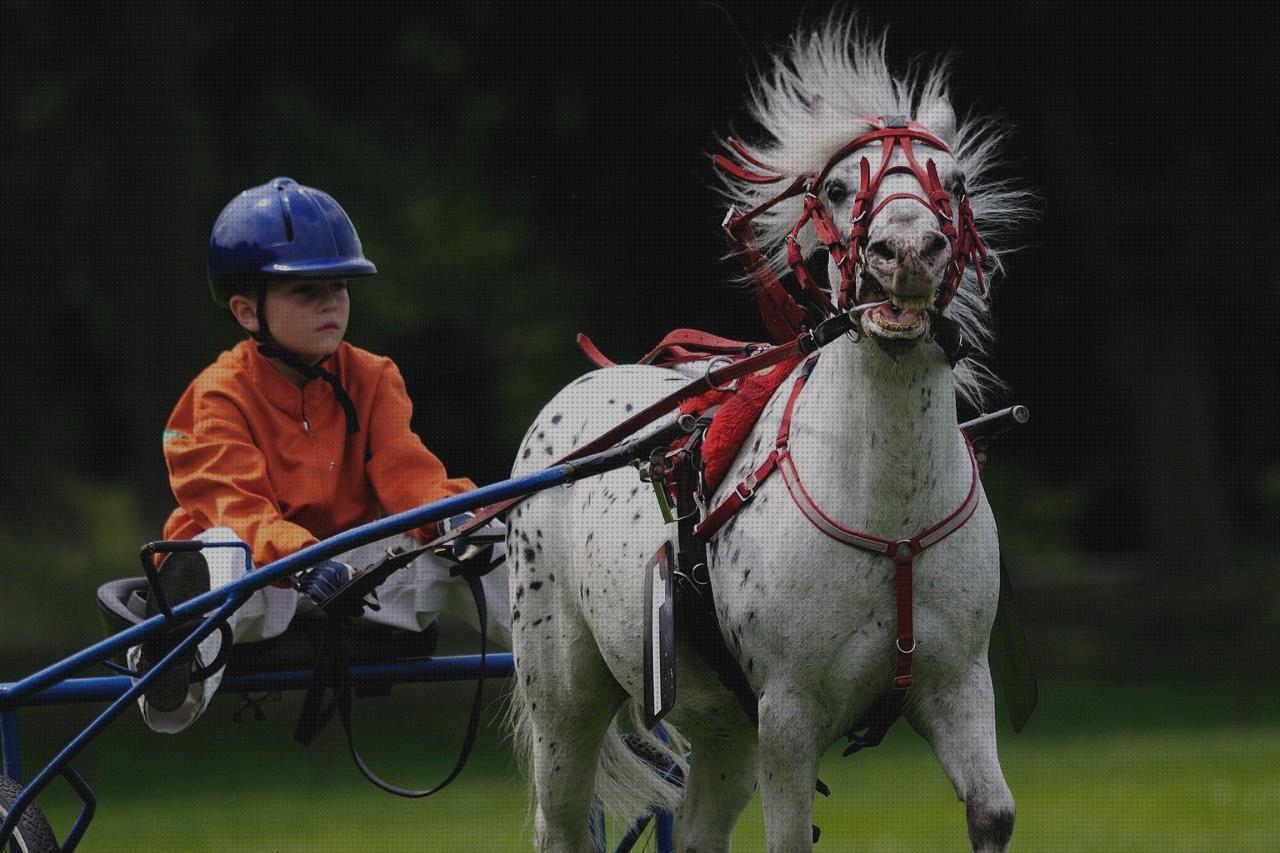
[0,466,567,710]
[1,710,19,782]
[8,653,515,706]
[0,594,244,846]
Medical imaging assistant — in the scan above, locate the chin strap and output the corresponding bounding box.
[257,342,360,434]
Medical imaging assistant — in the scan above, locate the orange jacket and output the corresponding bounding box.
[161,340,476,569]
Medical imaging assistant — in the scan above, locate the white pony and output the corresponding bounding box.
[506,16,1032,852]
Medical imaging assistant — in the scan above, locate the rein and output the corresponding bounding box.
[433,307,871,547]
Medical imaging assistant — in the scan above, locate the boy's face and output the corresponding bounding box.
[230,278,350,360]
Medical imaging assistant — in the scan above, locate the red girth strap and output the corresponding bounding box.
[695,353,983,691]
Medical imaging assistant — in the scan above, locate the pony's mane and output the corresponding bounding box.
[716,13,1034,408]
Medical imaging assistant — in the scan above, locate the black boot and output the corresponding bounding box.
[137,551,211,712]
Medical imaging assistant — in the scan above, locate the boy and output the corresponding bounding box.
[133,177,509,733]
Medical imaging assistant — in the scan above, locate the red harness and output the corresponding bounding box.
[693,355,982,692]
[715,116,988,339]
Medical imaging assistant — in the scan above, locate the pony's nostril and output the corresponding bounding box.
[921,233,948,263]
[867,239,895,263]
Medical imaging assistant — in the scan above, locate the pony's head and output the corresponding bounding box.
[716,13,1033,403]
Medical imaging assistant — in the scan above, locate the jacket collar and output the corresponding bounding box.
[238,339,348,417]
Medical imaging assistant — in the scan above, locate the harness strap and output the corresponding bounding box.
[693,356,814,539]
[637,329,768,365]
[891,544,918,689]
[693,352,982,712]
[577,330,768,371]
[691,451,778,540]
[435,314,860,549]
[671,437,760,726]
[294,569,490,798]
[575,333,616,369]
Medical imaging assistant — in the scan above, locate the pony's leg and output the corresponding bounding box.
[756,689,825,852]
[521,619,625,852]
[906,658,1015,853]
[674,733,757,853]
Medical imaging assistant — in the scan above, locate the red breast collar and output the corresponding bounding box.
[694,353,982,692]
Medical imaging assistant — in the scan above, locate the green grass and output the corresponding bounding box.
[11,678,1280,851]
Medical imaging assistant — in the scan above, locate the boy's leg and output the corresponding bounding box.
[129,527,297,733]
[343,534,511,648]
[136,551,211,712]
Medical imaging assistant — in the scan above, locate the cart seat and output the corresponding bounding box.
[95,577,438,674]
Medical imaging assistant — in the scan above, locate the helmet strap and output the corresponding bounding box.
[251,282,360,434]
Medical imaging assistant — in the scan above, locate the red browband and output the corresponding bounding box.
[716,116,988,334]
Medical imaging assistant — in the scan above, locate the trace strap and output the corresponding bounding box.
[695,354,982,701]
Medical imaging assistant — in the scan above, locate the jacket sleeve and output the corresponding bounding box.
[164,393,319,569]
[365,360,476,538]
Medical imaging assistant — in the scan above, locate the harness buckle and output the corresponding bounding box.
[735,474,759,503]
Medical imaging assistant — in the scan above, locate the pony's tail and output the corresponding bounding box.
[506,677,688,832]
[595,703,689,825]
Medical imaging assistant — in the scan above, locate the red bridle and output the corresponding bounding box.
[715,116,988,339]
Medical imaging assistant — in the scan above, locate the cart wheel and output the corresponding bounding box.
[0,775,60,852]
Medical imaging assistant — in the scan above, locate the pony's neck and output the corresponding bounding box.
[797,336,968,536]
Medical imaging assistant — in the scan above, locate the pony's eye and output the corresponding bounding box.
[825,179,849,204]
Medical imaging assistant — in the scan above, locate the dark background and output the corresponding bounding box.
[2,1,1276,675]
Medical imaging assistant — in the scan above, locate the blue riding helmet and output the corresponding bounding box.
[207,177,377,305]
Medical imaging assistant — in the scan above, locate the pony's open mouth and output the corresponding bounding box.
[857,273,931,341]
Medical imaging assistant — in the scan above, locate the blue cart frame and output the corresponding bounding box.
[1,430,686,852]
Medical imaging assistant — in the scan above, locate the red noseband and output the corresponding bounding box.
[715,116,988,340]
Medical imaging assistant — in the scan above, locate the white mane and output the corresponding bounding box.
[716,13,1035,407]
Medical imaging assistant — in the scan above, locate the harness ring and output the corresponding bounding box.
[703,357,740,393]
[896,638,918,655]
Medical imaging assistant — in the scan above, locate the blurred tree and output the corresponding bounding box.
[0,0,1275,590]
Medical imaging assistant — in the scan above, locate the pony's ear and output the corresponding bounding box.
[916,97,956,141]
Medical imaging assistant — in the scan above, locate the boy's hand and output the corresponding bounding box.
[295,559,354,602]
[295,558,381,616]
